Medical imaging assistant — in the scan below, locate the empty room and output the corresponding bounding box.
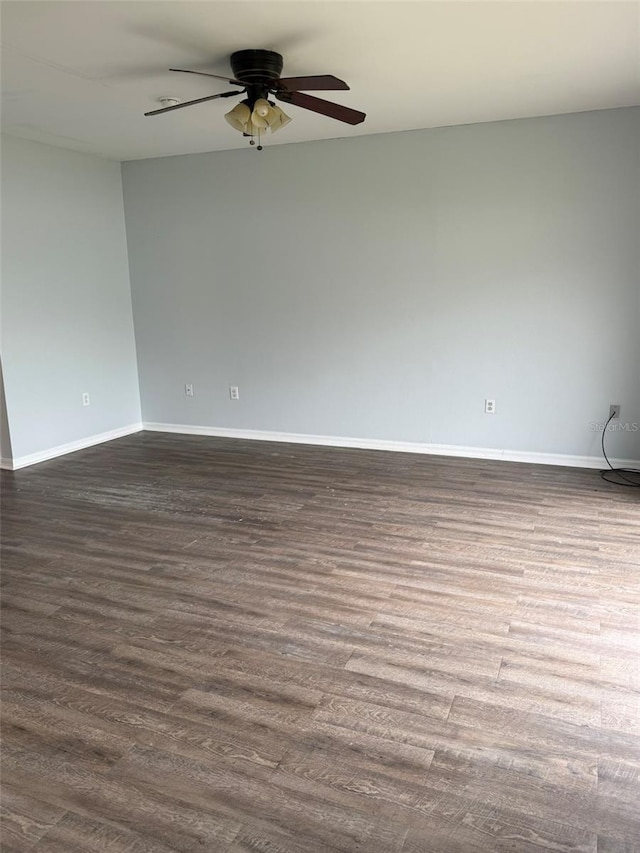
[1,1,639,851]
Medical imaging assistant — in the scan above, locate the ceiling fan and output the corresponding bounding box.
[144,49,366,149]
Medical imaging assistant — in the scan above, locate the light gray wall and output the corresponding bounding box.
[122,107,640,460]
[1,136,141,460]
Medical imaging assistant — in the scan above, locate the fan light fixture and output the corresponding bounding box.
[225,98,291,148]
[144,50,366,153]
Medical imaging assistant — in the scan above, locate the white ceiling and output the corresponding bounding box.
[1,0,639,161]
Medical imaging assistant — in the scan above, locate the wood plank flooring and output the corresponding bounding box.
[1,432,639,852]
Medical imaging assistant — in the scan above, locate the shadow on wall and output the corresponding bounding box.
[0,361,13,461]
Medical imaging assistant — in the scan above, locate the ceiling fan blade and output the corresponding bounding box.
[170,68,246,87]
[144,90,239,116]
[276,91,365,125]
[275,75,349,92]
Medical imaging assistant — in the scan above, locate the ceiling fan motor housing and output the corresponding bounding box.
[230,50,284,85]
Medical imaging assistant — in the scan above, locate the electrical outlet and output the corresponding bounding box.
[185,384,194,397]
[82,392,90,407]
[484,398,496,414]
[609,404,621,419]
[229,386,240,401]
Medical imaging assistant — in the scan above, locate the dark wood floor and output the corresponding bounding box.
[1,433,639,853]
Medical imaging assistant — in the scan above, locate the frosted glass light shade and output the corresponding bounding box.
[250,112,269,130]
[225,100,293,139]
[268,105,292,133]
[225,102,251,132]
[253,99,271,117]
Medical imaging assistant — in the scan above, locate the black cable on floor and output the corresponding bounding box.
[600,411,640,487]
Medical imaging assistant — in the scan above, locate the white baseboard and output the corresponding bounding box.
[2,423,143,470]
[3,420,635,472]
[142,422,640,471]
